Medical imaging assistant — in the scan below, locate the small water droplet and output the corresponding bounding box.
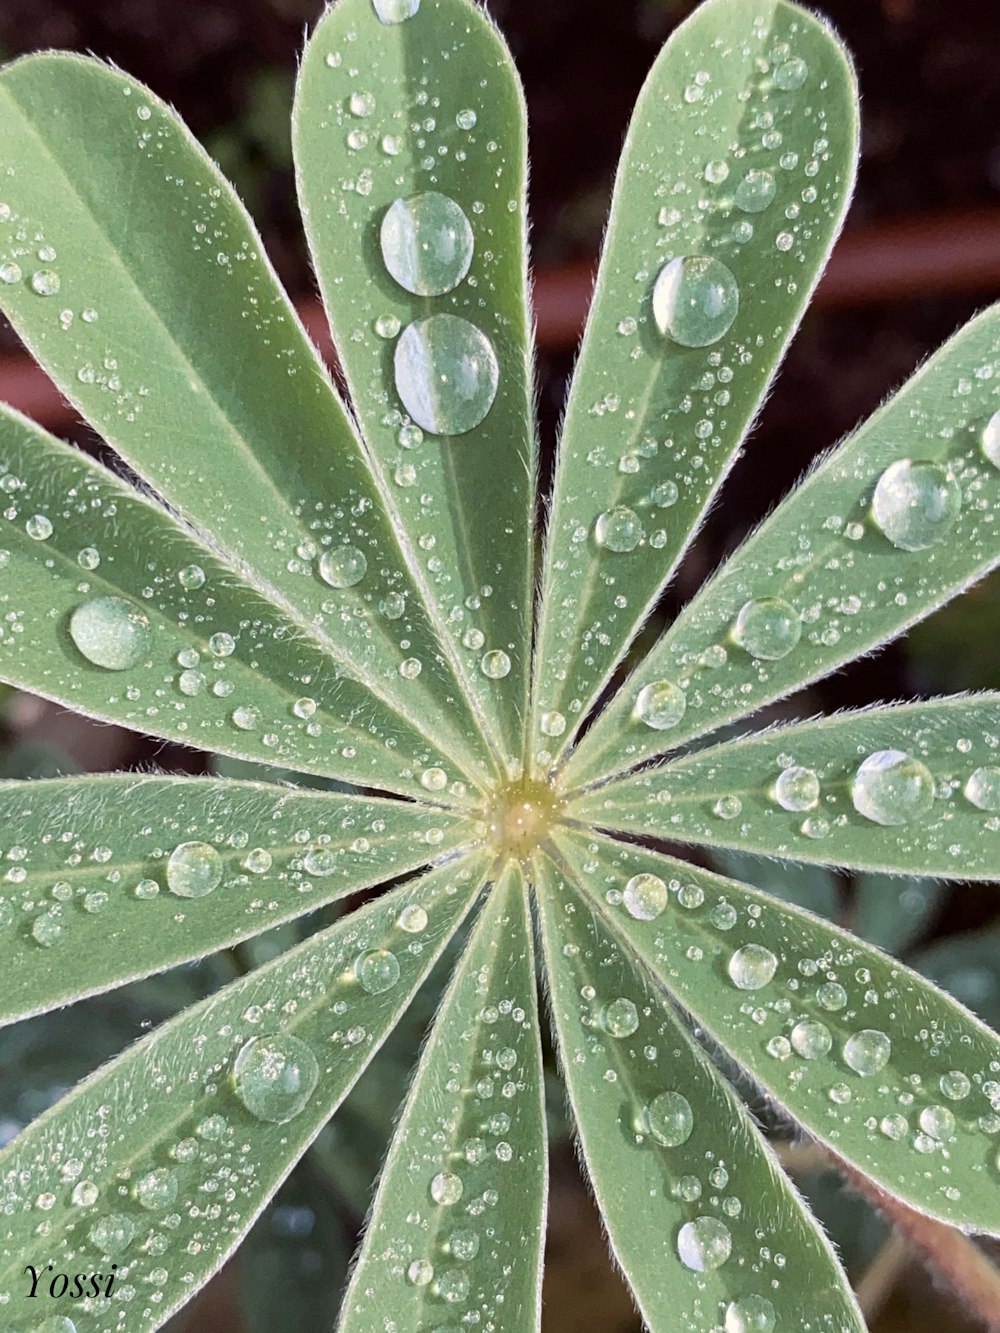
[981,410,1000,470]
[456,108,477,130]
[178,563,206,590]
[231,705,260,731]
[232,1034,320,1123]
[642,1090,693,1146]
[318,545,368,589]
[732,596,801,660]
[421,766,447,791]
[166,841,224,898]
[602,997,639,1037]
[919,1104,956,1141]
[634,680,686,730]
[790,1018,832,1059]
[774,56,808,91]
[69,596,151,670]
[0,261,22,284]
[773,765,820,811]
[540,710,566,738]
[380,192,474,297]
[31,269,60,296]
[480,649,511,679]
[375,314,401,338]
[430,1171,463,1205]
[71,1180,99,1208]
[26,514,53,540]
[734,169,776,213]
[816,981,847,1012]
[90,1212,136,1252]
[623,872,668,921]
[394,314,499,435]
[676,1215,732,1271]
[355,948,401,994]
[728,944,778,990]
[843,1028,891,1076]
[851,749,935,826]
[594,505,644,553]
[398,904,428,933]
[872,459,961,552]
[77,546,100,571]
[134,1167,178,1210]
[965,766,1000,812]
[407,1259,434,1286]
[653,255,739,348]
[940,1070,971,1101]
[349,91,375,117]
[713,795,742,820]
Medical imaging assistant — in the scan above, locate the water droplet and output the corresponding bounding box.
[634,680,686,730]
[209,631,236,657]
[940,1070,972,1101]
[166,841,224,898]
[408,1259,434,1286]
[394,314,499,435]
[303,847,337,877]
[774,56,808,91]
[773,765,820,811]
[713,795,742,820]
[880,1113,908,1141]
[966,766,1000,812]
[355,948,401,994]
[349,90,375,117]
[676,1215,732,1271]
[725,1294,776,1333]
[0,261,22,284]
[728,944,778,990]
[372,0,420,22]
[448,1227,480,1261]
[232,705,260,731]
[602,997,639,1037]
[732,596,801,660]
[232,1034,320,1123]
[872,459,961,551]
[430,1171,463,1205]
[375,314,401,339]
[178,563,206,590]
[68,596,151,671]
[919,1104,956,1141]
[398,904,428,933]
[380,192,474,297]
[31,269,60,296]
[90,1212,135,1252]
[851,749,935,826]
[981,410,1000,469]
[318,545,368,589]
[71,1180,99,1208]
[541,710,566,738]
[26,514,52,540]
[816,981,848,1011]
[734,169,776,213]
[704,159,730,185]
[421,766,447,791]
[77,546,100,571]
[790,1018,832,1059]
[594,505,644,553]
[456,108,477,130]
[134,1167,178,1210]
[31,912,62,948]
[623,872,668,921]
[843,1028,891,1076]
[480,649,511,679]
[653,255,739,348]
[643,1090,693,1146]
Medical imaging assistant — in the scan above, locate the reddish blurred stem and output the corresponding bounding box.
[4,207,1000,431]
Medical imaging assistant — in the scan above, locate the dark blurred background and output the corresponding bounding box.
[1,1,1000,1329]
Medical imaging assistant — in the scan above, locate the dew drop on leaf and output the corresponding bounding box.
[540,710,566,737]
[774,56,808,91]
[397,904,428,933]
[842,1028,891,1076]
[448,1227,480,1261]
[372,0,420,22]
[851,749,935,826]
[407,1259,434,1286]
[734,169,776,213]
[380,192,475,297]
[69,596,151,670]
[71,1180,99,1208]
[623,872,668,921]
[89,1212,136,1253]
[594,505,644,553]
[773,765,820,811]
[420,766,447,791]
[981,410,1000,469]
[940,1070,972,1101]
[676,1215,732,1271]
[0,261,21,284]
[480,649,511,679]
[134,1166,179,1210]
[871,459,961,552]
[731,596,801,660]
[30,269,60,296]
[965,766,1000,812]
[394,314,499,435]
[790,1018,832,1059]
[919,1104,956,1141]
[652,255,739,348]
[318,544,368,589]
[166,840,224,898]
[354,948,401,994]
[602,997,639,1037]
[634,680,686,730]
[642,1090,693,1146]
[725,1294,776,1333]
[177,563,206,590]
[727,944,778,991]
[430,1170,463,1205]
[816,981,848,1012]
[232,1034,320,1123]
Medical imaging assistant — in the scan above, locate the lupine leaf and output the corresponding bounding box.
[554,829,1000,1234]
[0,852,490,1330]
[532,0,857,766]
[338,862,545,1333]
[0,404,477,798]
[570,304,1000,788]
[0,52,490,782]
[571,695,1000,880]
[295,0,535,767]
[0,774,473,1026]
[534,849,864,1333]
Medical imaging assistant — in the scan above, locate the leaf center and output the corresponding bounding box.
[487,777,563,861]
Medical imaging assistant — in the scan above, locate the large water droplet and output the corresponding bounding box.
[981,411,1000,470]
[676,1216,732,1271]
[354,948,401,994]
[594,505,644,553]
[134,1167,178,1210]
[725,1294,776,1333]
[634,680,686,730]
[872,459,961,552]
[430,1171,463,1205]
[480,649,511,679]
[318,545,368,589]
[851,749,935,826]
[31,269,60,296]
[965,766,1000,812]
[732,596,801,660]
[919,1104,956,1141]
[734,169,776,213]
[394,314,499,435]
[790,1018,832,1059]
[623,872,668,921]
[727,944,778,990]
[843,1028,891,1076]
[774,56,808,90]
[232,1034,320,1123]
[69,596,151,670]
[653,255,739,348]
[773,765,819,811]
[602,997,639,1037]
[166,841,224,898]
[372,0,420,21]
[643,1090,693,1146]
[380,192,474,297]
[89,1212,135,1252]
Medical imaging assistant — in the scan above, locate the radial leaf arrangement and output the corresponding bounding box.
[0,0,998,1329]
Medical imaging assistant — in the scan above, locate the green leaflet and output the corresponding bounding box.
[570,304,1000,789]
[0,774,474,1026]
[534,851,863,1333]
[339,863,544,1333]
[571,695,1000,880]
[0,404,480,799]
[0,52,490,783]
[0,853,490,1332]
[533,0,857,767]
[554,829,1000,1235]
[295,0,535,769]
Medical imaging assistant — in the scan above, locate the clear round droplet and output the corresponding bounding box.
[851,749,935,827]
[940,1070,971,1101]
[318,545,368,589]
[734,169,776,213]
[90,1212,135,1253]
[594,505,644,553]
[653,255,739,348]
[965,766,1000,813]
[872,458,961,552]
[355,948,401,994]
[728,944,778,991]
[430,1171,463,1205]
[178,563,206,590]
[676,1215,732,1271]
[623,872,668,921]
[480,649,511,679]
[725,1294,777,1333]
[843,1028,891,1076]
[421,766,447,792]
[774,56,808,91]
[31,269,60,296]
[634,680,686,731]
[380,192,475,297]
[732,596,801,660]
[232,1034,320,1123]
[602,997,639,1037]
[372,0,420,22]
[919,1104,956,1142]
[69,596,151,671]
[790,1018,832,1059]
[816,981,848,1012]
[773,765,820,811]
[134,1167,178,1210]
[394,314,499,436]
[540,710,566,738]
[398,904,428,933]
[166,841,224,898]
[643,1090,694,1146]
